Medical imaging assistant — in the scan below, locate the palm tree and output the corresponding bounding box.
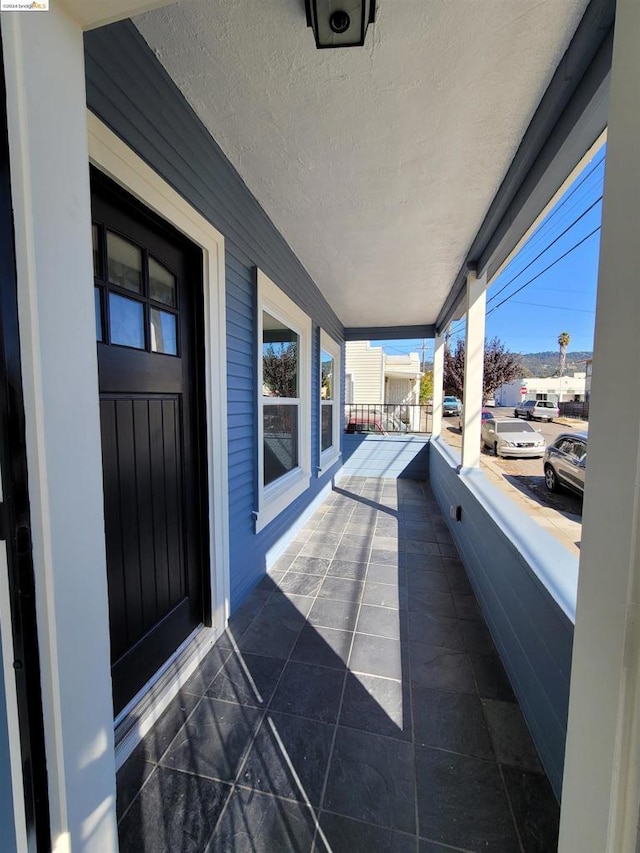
[558,331,571,377]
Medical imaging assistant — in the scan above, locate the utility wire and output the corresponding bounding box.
[447,195,600,335]
[444,154,605,337]
[509,300,595,313]
[486,195,602,307]
[514,154,604,254]
[511,182,602,268]
[486,225,601,318]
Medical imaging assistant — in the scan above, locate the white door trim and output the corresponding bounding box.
[87,111,231,637]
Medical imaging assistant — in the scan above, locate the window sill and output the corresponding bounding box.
[255,468,311,533]
[317,450,341,477]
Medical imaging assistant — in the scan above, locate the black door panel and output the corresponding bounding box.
[92,170,208,715]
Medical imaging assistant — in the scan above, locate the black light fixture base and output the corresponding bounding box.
[305,0,376,49]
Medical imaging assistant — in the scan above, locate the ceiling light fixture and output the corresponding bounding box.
[305,0,376,49]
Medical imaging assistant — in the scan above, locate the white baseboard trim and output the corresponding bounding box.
[114,624,221,770]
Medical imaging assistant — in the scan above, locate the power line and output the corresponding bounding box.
[512,153,604,251]
[445,158,605,334]
[509,300,595,313]
[442,154,605,340]
[513,185,601,269]
[486,195,602,307]
[512,155,604,258]
[521,286,592,294]
[486,226,601,318]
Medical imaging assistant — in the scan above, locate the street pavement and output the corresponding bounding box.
[440,408,585,557]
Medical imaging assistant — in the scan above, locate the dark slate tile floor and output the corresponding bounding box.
[117,477,560,853]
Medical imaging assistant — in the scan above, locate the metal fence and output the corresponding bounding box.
[558,401,590,421]
[344,403,432,434]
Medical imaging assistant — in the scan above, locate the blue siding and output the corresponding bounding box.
[84,22,344,611]
[429,440,575,799]
[341,435,429,480]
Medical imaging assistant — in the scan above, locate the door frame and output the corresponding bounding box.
[0,32,50,850]
[87,112,230,677]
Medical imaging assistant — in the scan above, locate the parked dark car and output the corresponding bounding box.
[514,399,559,421]
[543,431,587,495]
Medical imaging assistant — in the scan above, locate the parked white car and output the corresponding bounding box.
[481,418,546,458]
[514,399,559,421]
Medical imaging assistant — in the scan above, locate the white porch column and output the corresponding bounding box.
[3,9,117,852]
[431,333,444,437]
[559,1,640,850]
[460,268,487,468]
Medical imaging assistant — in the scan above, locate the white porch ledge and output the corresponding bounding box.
[431,436,578,622]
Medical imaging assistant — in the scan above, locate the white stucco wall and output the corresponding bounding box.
[496,373,586,406]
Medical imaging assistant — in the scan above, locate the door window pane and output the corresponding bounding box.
[150,308,177,356]
[95,287,103,341]
[109,293,144,349]
[321,350,334,400]
[107,231,142,293]
[321,404,333,452]
[149,257,176,307]
[264,404,298,486]
[262,312,298,398]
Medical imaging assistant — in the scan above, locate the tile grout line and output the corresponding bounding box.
[409,479,427,851]
[142,504,346,850]
[313,480,380,850]
[116,644,234,826]
[498,762,527,853]
[203,512,346,849]
[220,485,364,852]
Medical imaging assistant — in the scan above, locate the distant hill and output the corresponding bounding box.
[518,351,592,378]
[419,349,593,378]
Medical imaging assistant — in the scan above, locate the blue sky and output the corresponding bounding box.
[372,147,605,361]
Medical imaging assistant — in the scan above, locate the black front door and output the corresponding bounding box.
[91,170,208,715]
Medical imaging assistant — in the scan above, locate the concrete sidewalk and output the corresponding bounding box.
[554,417,589,431]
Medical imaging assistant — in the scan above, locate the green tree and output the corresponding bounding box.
[419,370,433,403]
[443,337,522,400]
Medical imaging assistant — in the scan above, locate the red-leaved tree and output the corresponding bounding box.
[444,337,522,399]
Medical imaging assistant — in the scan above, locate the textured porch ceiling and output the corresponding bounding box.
[135,0,588,329]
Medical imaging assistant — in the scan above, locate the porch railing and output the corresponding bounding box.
[344,403,432,434]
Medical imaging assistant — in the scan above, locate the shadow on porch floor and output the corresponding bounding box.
[116,477,559,852]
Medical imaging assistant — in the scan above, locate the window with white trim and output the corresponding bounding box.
[319,330,341,472]
[256,270,311,532]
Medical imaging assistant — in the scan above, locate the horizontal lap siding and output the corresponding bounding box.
[429,447,573,800]
[344,341,384,403]
[85,22,344,610]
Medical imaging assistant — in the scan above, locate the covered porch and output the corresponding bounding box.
[1,0,639,851]
[117,476,558,852]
